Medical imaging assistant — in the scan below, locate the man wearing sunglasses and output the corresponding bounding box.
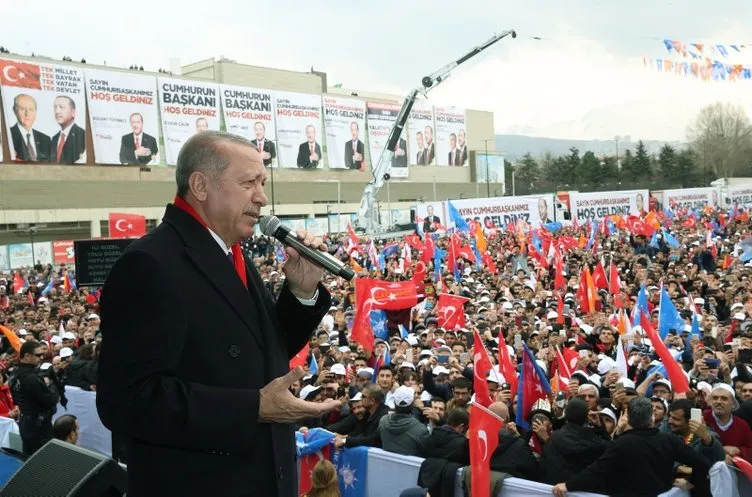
[10,340,60,456]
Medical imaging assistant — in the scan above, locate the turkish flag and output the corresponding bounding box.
[472,330,493,408]
[451,233,476,263]
[626,215,655,237]
[553,249,566,291]
[437,293,469,330]
[608,261,621,294]
[640,314,690,394]
[592,261,608,290]
[299,443,331,495]
[404,233,424,250]
[366,279,419,311]
[351,278,375,352]
[469,403,504,497]
[108,213,146,239]
[481,253,497,274]
[497,339,518,397]
[556,293,565,325]
[555,346,579,387]
[0,60,41,89]
[411,259,427,285]
[289,343,310,370]
[421,235,434,264]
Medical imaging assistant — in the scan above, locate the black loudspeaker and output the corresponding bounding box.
[0,439,127,496]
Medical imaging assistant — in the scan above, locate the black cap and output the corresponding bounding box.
[565,398,588,425]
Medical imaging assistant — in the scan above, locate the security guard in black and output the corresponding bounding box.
[10,340,60,455]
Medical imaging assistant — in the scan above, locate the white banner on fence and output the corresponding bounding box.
[85,70,160,166]
[8,243,33,268]
[446,195,556,230]
[220,84,277,167]
[435,106,467,167]
[662,187,719,210]
[570,189,649,222]
[158,77,220,165]
[407,101,435,166]
[415,202,446,233]
[274,91,323,169]
[323,96,366,170]
[726,185,752,210]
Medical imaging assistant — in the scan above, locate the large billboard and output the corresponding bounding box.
[726,185,752,210]
[570,190,649,222]
[366,101,408,178]
[323,96,366,170]
[274,91,323,169]
[85,69,160,166]
[220,84,277,167]
[0,58,87,164]
[415,202,446,234]
[158,77,221,165]
[407,101,435,166]
[434,107,467,167]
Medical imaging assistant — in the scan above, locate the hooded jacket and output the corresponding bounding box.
[378,412,431,456]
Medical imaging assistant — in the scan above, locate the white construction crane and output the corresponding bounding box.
[355,30,517,235]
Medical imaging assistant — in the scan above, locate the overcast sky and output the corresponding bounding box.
[3,0,751,141]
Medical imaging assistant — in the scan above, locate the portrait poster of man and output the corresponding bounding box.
[323,96,366,170]
[220,84,277,167]
[157,77,220,165]
[435,106,467,166]
[85,69,161,166]
[407,101,435,166]
[366,101,408,178]
[274,91,323,168]
[0,58,87,164]
[415,202,445,233]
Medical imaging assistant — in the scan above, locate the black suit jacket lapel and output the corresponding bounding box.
[163,205,265,349]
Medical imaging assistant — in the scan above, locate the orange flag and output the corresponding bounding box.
[0,324,22,353]
[585,267,596,313]
[578,233,587,249]
[474,221,488,254]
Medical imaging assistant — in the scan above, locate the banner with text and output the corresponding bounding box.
[274,91,323,169]
[85,70,160,166]
[447,195,555,230]
[323,96,366,170]
[570,190,649,222]
[53,240,76,265]
[8,243,33,268]
[435,107,467,167]
[415,202,446,233]
[158,77,220,165]
[726,185,752,210]
[366,101,408,178]
[407,101,435,166]
[662,187,719,211]
[0,58,87,164]
[220,84,277,167]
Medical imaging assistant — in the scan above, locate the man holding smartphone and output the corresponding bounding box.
[667,399,725,463]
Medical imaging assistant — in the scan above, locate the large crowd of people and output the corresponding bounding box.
[2,202,752,496]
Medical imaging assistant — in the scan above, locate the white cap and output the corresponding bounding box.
[654,378,672,392]
[487,369,504,384]
[546,311,558,320]
[711,383,739,409]
[393,385,416,407]
[87,313,100,320]
[299,385,322,400]
[405,336,419,347]
[432,366,450,376]
[59,347,74,359]
[62,332,76,340]
[17,329,27,336]
[400,362,416,370]
[694,297,705,305]
[330,363,347,376]
[338,345,350,353]
[731,303,744,311]
[356,367,374,378]
[50,336,62,345]
[617,378,636,390]
[420,390,434,402]
[734,313,746,321]
[40,363,52,371]
[597,357,617,375]
[349,392,363,402]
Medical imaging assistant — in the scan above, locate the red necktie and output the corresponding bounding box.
[309,143,314,154]
[258,141,262,152]
[56,133,66,162]
[173,196,247,288]
[135,136,140,149]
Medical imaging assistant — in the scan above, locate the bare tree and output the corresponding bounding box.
[687,102,752,178]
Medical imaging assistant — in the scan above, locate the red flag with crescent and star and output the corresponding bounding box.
[108,213,146,239]
[0,59,41,89]
[472,330,493,408]
[469,402,504,497]
[437,293,469,330]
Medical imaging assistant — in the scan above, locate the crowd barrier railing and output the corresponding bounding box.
[48,388,744,497]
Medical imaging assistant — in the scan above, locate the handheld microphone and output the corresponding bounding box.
[259,216,356,281]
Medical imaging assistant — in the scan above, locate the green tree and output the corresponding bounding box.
[675,148,699,186]
[687,102,752,178]
[577,151,602,191]
[600,156,620,189]
[620,149,634,179]
[633,140,653,180]
[504,159,515,196]
[514,153,541,195]
[658,144,678,185]
[565,147,581,188]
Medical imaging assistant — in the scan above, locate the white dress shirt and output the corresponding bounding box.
[207,228,317,306]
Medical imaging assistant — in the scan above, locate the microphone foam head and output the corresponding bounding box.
[259,215,280,237]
